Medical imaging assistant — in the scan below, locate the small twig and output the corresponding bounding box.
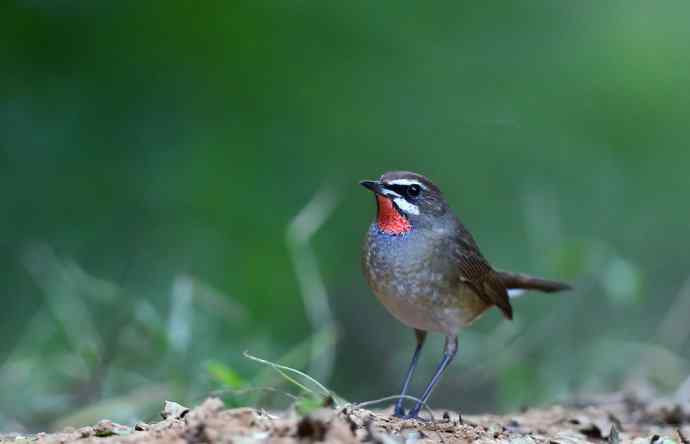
[201,386,300,403]
[350,395,435,421]
[243,351,336,403]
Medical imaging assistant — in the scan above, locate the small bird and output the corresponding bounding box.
[360,171,570,419]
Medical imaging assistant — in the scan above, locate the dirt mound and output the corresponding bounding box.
[2,395,689,443]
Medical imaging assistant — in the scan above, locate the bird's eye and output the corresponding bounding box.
[407,184,421,197]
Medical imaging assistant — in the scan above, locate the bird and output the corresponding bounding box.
[360,171,571,419]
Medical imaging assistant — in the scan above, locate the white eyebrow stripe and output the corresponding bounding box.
[381,189,402,199]
[386,179,426,188]
[393,197,420,215]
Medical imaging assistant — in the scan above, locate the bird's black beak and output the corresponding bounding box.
[360,180,385,196]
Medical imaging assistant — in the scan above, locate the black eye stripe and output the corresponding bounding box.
[385,184,422,198]
[386,184,409,195]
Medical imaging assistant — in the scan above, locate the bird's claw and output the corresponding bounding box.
[392,408,427,421]
[400,413,427,421]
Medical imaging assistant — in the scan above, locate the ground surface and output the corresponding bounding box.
[2,393,689,444]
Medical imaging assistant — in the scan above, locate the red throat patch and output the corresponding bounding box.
[376,196,412,235]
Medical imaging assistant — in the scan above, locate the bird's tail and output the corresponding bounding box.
[497,271,571,298]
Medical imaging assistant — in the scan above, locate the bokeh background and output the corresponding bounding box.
[3,0,690,433]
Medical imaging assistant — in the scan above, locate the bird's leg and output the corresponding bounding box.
[393,329,427,417]
[405,334,458,419]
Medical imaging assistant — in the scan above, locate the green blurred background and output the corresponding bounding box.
[2,0,690,432]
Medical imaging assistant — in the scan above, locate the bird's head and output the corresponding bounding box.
[360,171,449,235]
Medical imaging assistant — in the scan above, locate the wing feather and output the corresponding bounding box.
[452,223,513,320]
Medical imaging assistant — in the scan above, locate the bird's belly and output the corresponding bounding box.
[371,279,487,334]
[362,228,489,334]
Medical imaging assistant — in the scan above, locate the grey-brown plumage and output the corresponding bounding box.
[360,171,570,419]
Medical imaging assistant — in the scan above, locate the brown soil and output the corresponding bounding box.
[2,394,689,444]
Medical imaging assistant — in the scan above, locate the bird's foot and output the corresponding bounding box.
[392,406,406,418]
[394,409,427,421]
[399,413,428,421]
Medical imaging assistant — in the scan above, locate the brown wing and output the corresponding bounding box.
[453,223,513,320]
